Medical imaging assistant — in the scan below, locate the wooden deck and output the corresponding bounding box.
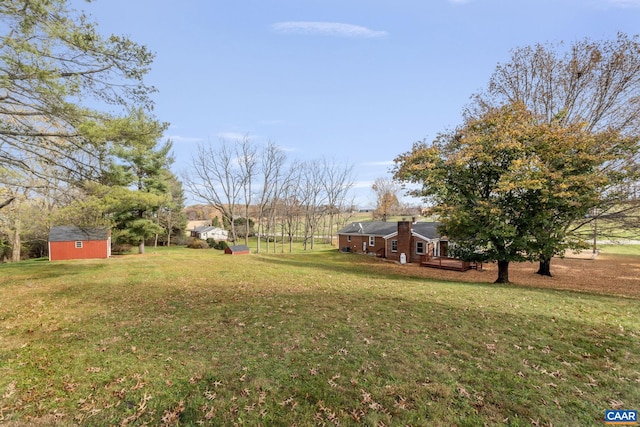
[420,256,482,272]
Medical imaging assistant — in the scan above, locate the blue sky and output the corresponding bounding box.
[72,0,640,207]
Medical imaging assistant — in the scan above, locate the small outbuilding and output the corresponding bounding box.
[49,226,111,261]
[224,244,250,255]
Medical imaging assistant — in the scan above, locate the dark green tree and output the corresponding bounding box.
[103,111,172,254]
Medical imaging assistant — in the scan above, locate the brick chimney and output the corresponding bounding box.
[397,221,412,260]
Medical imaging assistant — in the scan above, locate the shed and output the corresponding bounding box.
[49,226,111,261]
[224,244,250,255]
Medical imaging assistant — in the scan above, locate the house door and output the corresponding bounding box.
[440,241,448,257]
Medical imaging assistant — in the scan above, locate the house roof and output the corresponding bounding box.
[226,245,250,253]
[337,221,442,240]
[412,223,441,240]
[49,226,110,242]
[193,225,226,233]
[337,222,397,236]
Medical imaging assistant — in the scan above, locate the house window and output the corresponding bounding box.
[75,241,83,249]
[347,235,351,242]
[391,240,398,252]
[369,236,375,247]
[416,241,424,254]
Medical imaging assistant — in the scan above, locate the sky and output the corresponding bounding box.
[70,0,640,207]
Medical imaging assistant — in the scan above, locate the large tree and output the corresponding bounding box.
[394,102,633,283]
[103,112,172,254]
[0,0,156,207]
[470,33,640,273]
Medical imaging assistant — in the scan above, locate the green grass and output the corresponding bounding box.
[599,244,640,256]
[1,248,639,426]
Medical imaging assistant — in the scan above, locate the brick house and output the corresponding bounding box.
[337,220,447,264]
[49,226,111,261]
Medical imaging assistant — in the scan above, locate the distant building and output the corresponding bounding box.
[190,225,229,241]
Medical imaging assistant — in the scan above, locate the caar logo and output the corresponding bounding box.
[605,410,638,425]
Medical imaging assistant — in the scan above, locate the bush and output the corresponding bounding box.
[186,238,209,249]
[213,240,229,251]
[112,243,133,254]
[206,238,216,248]
[172,234,189,246]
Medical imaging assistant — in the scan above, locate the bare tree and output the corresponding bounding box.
[472,33,640,134]
[255,142,287,253]
[298,161,327,250]
[184,140,243,242]
[322,158,355,245]
[278,163,302,253]
[237,137,258,246]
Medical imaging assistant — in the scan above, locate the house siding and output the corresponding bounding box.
[410,237,430,263]
[49,239,110,261]
[49,226,111,261]
[338,234,385,255]
[386,239,400,261]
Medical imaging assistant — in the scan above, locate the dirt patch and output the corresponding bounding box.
[378,254,640,299]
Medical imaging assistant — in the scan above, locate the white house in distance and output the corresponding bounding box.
[190,225,229,241]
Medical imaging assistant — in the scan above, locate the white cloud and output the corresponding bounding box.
[360,160,394,167]
[166,135,204,143]
[271,21,388,38]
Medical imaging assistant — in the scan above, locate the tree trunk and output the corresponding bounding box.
[138,240,145,254]
[256,218,261,254]
[11,216,21,262]
[495,260,510,283]
[537,257,552,276]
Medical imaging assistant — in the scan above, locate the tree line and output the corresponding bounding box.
[184,137,356,253]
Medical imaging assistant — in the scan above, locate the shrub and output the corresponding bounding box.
[214,241,229,251]
[186,238,209,249]
[206,238,216,248]
[172,234,189,246]
[112,243,133,254]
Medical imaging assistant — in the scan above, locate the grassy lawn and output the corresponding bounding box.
[599,244,640,256]
[0,247,639,426]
